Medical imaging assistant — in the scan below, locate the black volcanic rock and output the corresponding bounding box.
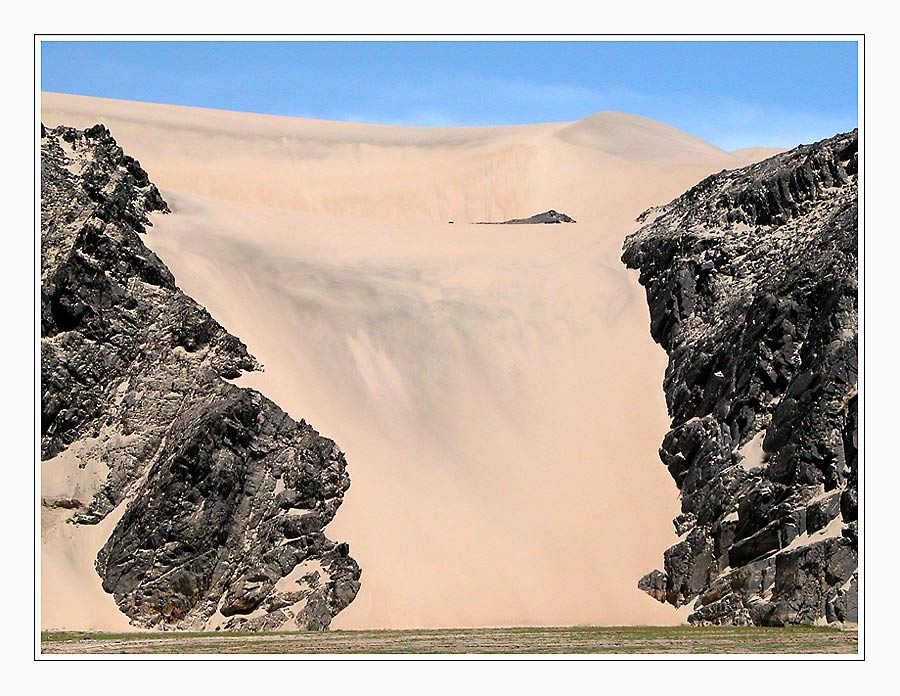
[41,124,360,630]
[478,209,576,224]
[622,131,858,626]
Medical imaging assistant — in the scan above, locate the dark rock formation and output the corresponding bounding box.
[477,209,576,224]
[622,131,858,625]
[41,123,360,630]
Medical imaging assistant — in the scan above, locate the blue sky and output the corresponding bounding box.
[40,40,859,150]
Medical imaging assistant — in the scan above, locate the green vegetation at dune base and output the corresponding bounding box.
[41,625,858,655]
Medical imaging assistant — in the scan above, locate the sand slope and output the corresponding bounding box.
[41,92,773,629]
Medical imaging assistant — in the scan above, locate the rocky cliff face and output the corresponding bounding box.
[622,131,858,625]
[41,123,360,630]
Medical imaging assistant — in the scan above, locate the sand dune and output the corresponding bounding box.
[41,92,773,629]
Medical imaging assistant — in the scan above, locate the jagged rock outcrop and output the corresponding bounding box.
[477,209,576,224]
[41,123,360,630]
[623,130,858,626]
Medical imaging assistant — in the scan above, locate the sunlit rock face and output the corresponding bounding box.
[624,130,858,626]
[41,123,360,631]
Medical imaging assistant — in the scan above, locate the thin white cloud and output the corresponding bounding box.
[378,72,650,117]
[675,95,858,150]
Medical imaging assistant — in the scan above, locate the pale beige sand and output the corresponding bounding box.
[41,92,774,629]
[41,438,134,631]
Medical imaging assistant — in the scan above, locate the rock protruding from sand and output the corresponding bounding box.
[623,130,858,626]
[477,209,576,225]
[41,124,360,631]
